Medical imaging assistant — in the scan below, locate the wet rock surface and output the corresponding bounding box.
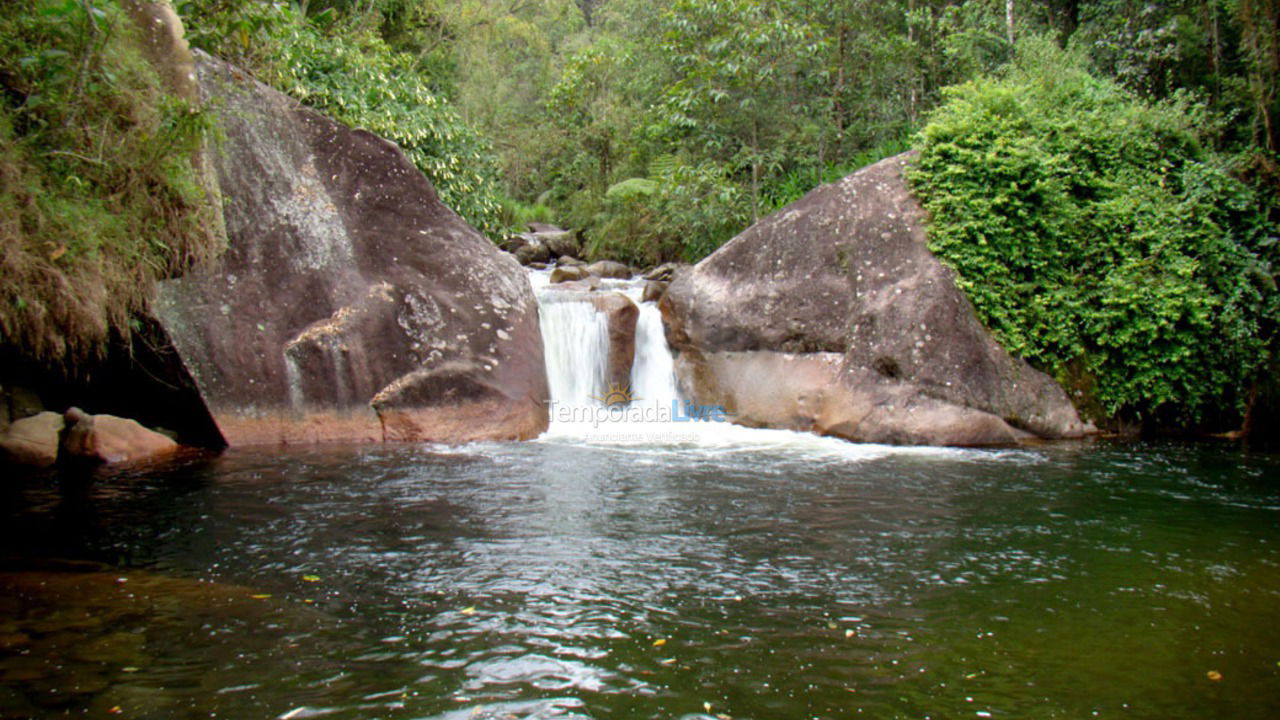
[59,408,178,465]
[154,52,549,445]
[0,412,63,469]
[661,153,1086,446]
[590,293,640,398]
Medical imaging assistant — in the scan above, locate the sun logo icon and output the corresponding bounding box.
[594,382,637,407]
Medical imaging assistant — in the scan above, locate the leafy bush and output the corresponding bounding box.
[269,26,504,238]
[496,193,554,232]
[177,2,505,239]
[910,37,1277,424]
[582,157,748,266]
[1,0,218,362]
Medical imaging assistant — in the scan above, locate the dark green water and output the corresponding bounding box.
[1,439,1278,719]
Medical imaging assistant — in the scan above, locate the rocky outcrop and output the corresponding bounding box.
[661,152,1086,446]
[60,407,179,464]
[154,52,548,445]
[505,225,582,267]
[0,412,64,468]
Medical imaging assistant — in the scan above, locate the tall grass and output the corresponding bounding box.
[0,0,219,363]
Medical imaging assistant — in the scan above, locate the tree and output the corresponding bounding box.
[657,0,826,221]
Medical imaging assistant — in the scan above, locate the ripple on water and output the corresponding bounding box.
[2,441,1278,719]
[414,696,590,720]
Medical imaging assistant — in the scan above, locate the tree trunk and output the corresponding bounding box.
[750,121,760,224]
[834,24,847,156]
[907,0,918,128]
[1006,0,1016,47]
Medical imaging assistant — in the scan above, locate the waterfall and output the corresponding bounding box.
[537,292,612,407]
[529,269,952,457]
[534,272,685,442]
[628,301,680,407]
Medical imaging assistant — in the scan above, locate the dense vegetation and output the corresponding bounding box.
[2,0,1277,428]
[911,38,1276,424]
[1,0,218,362]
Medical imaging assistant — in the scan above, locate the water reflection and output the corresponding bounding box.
[0,441,1277,719]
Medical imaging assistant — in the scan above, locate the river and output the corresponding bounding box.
[0,274,1277,719]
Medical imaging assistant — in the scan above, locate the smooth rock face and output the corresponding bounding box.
[550,266,590,284]
[591,293,639,397]
[155,52,548,445]
[0,411,64,468]
[661,152,1085,446]
[537,230,580,259]
[583,261,633,280]
[60,408,178,464]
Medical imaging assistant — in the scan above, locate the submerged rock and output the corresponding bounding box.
[154,52,548,445]
[59,407,178,465]
[0,568,338,715]
[661,152,1086,446]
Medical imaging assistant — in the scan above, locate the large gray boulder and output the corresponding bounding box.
[154,52,548,445]
[661,152,1085,446]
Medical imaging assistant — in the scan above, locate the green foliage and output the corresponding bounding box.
[178,0,505,239]
[657,0,827,219]
[497,193,554,231]
[761,136,913,212]
[605,177,658,201]
[269,25,504,238]
[911,36,1277,423]
[0,0,218,362]
[175,0,295,71]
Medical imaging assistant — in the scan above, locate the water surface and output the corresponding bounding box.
[1,439,1277,719]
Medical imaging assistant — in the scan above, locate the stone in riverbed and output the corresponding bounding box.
[584,260,632,280]
[641,280,668,304]
[591,293,639,398]
[550,265,590,284]
[536,230,581,259]
[551,277,604,293]
[59,407,178,464]
[642,262,683,282]
[515,240,552,266]
[0,411,63,468]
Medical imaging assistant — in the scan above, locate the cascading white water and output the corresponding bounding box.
[538,294,611,407]
[627,302,681,407]
[531,269,966,459]
[534,271,684,443]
